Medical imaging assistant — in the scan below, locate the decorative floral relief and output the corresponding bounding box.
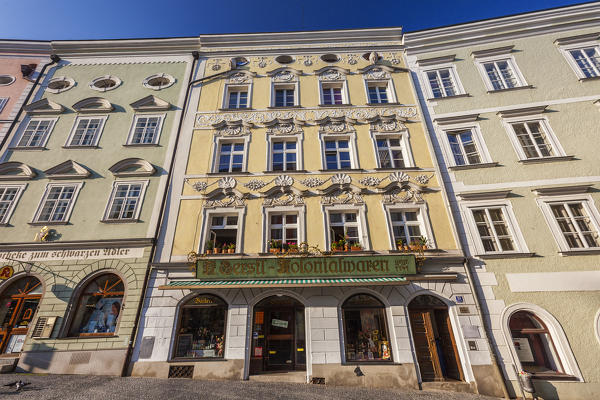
[192,181,208,192]
[218,176,237,189]
[371,117,406,133]
[301,55,314,66]
[208,59,225,71]
[228,72,250,84]
[386,52,401,65]
[414,174,433,185]
[274,175,294,187]
[264,193,304,207]
[346,54,359,65]
[254,57,272,68]
[273,70,296,82]
[364,67,390,80]
[205,194,245,208]
[358,176,383,187]
[388,172,410,183]
[300,177,326,188]
[382,188,423,204]
[319,69,343,81]
[331,173,351,184]
[244,179,267,191]
[321,191,364,205]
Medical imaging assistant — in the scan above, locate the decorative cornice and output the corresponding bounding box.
[554,32,599,46]
[532,184,593,196]
[44,160,91,180]
[23,98,64,115]
[212,120,253,136]
[263,118,304,135]
[416,54,456,66]
[109,158,155,177]
[130,95,171,111]
[367,115,407,132]
[0,162,36,181]
[72,97,114,113]
[457,190,511,201]
[51,37,201,57]
[433,113,479,125]
[471,45,514,59]
[0,237,153,250]
[315,116,356,134]
[497,105,548,118]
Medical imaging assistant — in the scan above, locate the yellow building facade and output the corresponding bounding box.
[130,29,504,396]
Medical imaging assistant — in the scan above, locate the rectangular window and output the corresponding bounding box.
[105,182,144,221]
[511,121,554,159]
[17,119,55,148]
[329,211,360,246]
[447,129,481,165]
[34,184,80,223]
[128,115,163,145]
[368,84,389,104]
[68,117,105,147]
[207,215,239,252]
[325,139,351,170]
[427,69,457,98]
[228,90,248,109]
[0,98,8,113]
[472,207,516,252]
[322,86,343,105]
[268,213,299,249]
[550,202,599,249]
[271,141,297,171]
[568,47,600,78]
[376,137,405,168]
[217,141,245,173]
[483,60,520,90]
[274,88,295,107]
[390,210,423,247]
[0,186,21,224]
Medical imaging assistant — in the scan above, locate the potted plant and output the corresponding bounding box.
[227,243,235,254]
[418,236,428,251]
[331,241,340,252]
[205,240,214,254]
[287,242,298,253]
[350,242,362,251]
[396,238,405,251]
[269,240,281,253]
[213,243,221,254]
[335,237,347,252]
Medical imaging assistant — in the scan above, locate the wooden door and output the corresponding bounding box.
[435,310,464,381]
[265,308,295,371]
[409,310,442,381]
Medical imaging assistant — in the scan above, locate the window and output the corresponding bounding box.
[216,141,246,173]
[143,73,175,90]
[66,116,106,147]
[390,209,424,247]
[127,115,164,145]
[509,121,558,159]
[447,129,482,165]
[549,202,599,249]
[509,311,563,374]
[0,75,15,86]
[324,139,351,170]
[322,85,343,105]
[0,97,8,113]
[567,47,600,78]
[471,207,516,253]
[329,211,360,246]
[375,137,405,168]
[367,83,389,104]
[104,181,147,221]
[476,57,526,91]
[274,87,295,107]
[89,75,121,92]
[268,213,299,250]
[271,140,297,171]
[174,295,227,359]
[0,185,24,225]
[227,89,248,109]
[68,274,123,337]
[47,77,75,93]
[33,183,82,223]
[205,214,239,253]
[16,118,55,148]
[342,294,392,362]
[426,68,457,98]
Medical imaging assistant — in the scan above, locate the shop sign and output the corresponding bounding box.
[0,265,14,280]
[196,254,416,280]
[0,247,145,262]
[271,319,288,328]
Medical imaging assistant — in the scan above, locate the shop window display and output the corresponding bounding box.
[342,294,392,362]
[68,274,123,337]
[174,295,227,359]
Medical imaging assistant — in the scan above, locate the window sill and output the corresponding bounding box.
[123,143,160,147]
[427,93,470,101]
[559,249,600,256]
[366,102,401,106]
[318,103,353,107]
[63,334,117,339]
[262,170,308,174]
[267,106,303,110]
[342,361,396,365]
[579,75,600,82]
[374,167,420,171]
[448,162,499,171]
[518,155,575,164]
[476,252,535,259]
[487,85,534,94]
[101,219,140,224]
[202,252,246,257]
[169,358,227,363]
[28,221,69,226]
[318,168,364,173]
[206,172,251,176]
[218,108,253,112]
[62,145,100,149]
[9,146,47,151]
[530,373,580,381]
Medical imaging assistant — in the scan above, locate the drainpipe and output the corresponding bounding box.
[121,53,236,377]
[0,54,60,155]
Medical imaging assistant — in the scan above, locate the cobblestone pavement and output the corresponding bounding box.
[0,373,502,400]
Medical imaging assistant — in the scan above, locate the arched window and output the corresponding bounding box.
[0,276,42,353]
[173,294,227,359]
[509,311,563,374]
[68,274,124,337]
[342,294,392,362]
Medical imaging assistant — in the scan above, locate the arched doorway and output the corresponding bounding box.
[250,295,305,374]
[0,276,43,353]
[408,294,463,382]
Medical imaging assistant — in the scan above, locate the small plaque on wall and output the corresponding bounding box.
[139,336,155,359]
[461,325,481,339]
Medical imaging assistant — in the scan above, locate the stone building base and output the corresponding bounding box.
[17,348,127,376]
[311,363,418,389]
[130,359,244,380]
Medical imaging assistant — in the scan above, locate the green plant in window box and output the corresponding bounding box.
[287,241,298,253]
[350,242,362,251]
[205,240,214,254]
[269,239,282,253]
[227,243,235,253]
[418,236,428,251]
[396,238,406,251]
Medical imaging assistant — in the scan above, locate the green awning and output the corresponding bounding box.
[159,276,407,290]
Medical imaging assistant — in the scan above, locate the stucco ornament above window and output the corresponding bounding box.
[143,73,175,90]
[23,98,65,115]
[109,158,155,177]
[315,66,350,81]
[46,76,75,93]
[72,97,114,113]
[44,160,91,180]
[0,162,36,180]
[89,75,122,92]
[0,75,16,86]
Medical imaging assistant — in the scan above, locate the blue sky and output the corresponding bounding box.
[0,0,590,41]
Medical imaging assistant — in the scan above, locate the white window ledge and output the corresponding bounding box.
[448,162,499,171]
[559,249,600,256]
[487,85,534,94]
[518,155,575,164]
[476,252,535,259]
[427,93,470,102]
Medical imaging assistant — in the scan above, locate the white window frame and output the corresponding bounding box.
[32,182,83,224]
[536,193,600,252]
[223,84,252,109]
[14,117,58,149]
[126,114,165,145]
[319,131,359,170]
[102,180,149,222]
[0,184,26,225]
[370,130,414,169]
[501,115,566,161]
[199,207,246,254]
[558,41,600,80]
[437,122,493,168]
[474,55,527,91]
[261,205,306,252]
[319,80,349,105]
[65,115,108,147]
[383,203,436,250]
[266,134,303,172]
[461,200,529,256]
[364,79,397,104]
[271,82,299,107]
[0,97,8,113]
[420,64,465,99]
[323,204,370,250]
[212,135,251,173]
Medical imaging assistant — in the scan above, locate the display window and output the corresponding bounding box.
[342,294,392,362]
[68,274,124,337]
[174,294,227,359]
